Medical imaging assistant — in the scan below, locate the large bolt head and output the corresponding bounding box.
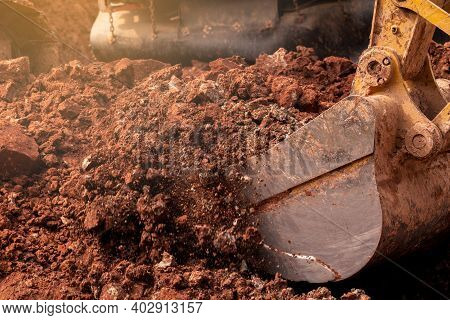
[405,123,442,158]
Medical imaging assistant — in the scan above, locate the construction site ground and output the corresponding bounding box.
[0,0,448,300]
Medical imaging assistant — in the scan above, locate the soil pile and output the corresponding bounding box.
[430,41,450,78]
[0,45,362,299]
[0,41,448,299]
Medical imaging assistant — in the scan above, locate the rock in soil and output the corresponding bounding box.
[0,122,40,179]
[0,57,32,102]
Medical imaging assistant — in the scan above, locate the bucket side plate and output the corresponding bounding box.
[243,96,384,282]
[243,96,377,203]
[258,157,382,283]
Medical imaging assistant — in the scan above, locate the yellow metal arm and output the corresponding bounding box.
[433,102,450,149]
[394,0,450,34]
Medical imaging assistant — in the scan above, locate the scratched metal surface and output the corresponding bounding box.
[242,96,376,204]
[257,157,382,283]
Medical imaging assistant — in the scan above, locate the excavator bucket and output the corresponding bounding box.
[241,0,450,283]
[90,0,374,63]
[0,0,59,73]
[243,93,449,282]
[242,97,383,282]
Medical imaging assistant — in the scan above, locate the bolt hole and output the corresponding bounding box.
[367,60,382,76]
[391,26,399,34]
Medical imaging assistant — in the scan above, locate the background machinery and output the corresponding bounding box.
[0,0,58,73]
[90,0,375,63]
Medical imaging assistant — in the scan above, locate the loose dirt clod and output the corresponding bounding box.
[0,122,40,179]
[0,57,32,102]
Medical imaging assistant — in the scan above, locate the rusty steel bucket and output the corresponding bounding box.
[241,0,450,283]
[242,92,449,282]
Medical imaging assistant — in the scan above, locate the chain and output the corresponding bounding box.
[108,4,117,44]
[108,0,155,44]
[148,0,157,40]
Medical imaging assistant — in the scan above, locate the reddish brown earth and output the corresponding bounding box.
[430,42,450,78]
[0,41,448,300]
[0,1,449,300]
[0,44,361,300]
[0,121,40,180]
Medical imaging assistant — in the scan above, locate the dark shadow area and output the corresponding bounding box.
[291,234,449,299]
